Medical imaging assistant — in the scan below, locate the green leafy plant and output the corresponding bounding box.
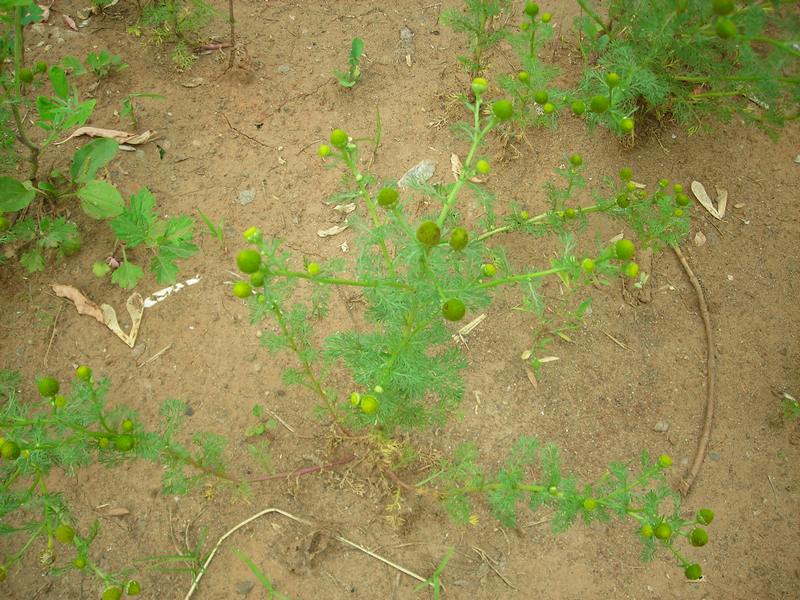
[197,208,224,246]
[782,393,800,420]
[0,2,197,286]
[414,547,454,599]
[431,439,710,578]
[105,187,199,289]
[496,3,563,132]
[574,0,800,136]
[231,81,709,578]
[120,92,164,130]
[442,0,512,79]
[0,366,230,594]
[334,38,364,88]
[235,549,292,600]
[85,50,128,78]
[140,0,218,70]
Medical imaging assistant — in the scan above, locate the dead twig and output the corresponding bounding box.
[672,244,715,497]
[137,343,172,368]
[472,547,516,590]
[227,0,235,70]
[601,329,632,351]
[222,113,274,149]
[43,303,63,366]
[183,507,432,600]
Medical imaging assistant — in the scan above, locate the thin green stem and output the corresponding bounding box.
[436,101,494,227]
[475,200,615,243]
[675,74,800,85]
[340,148,396,275]
[690,90,743,99]
[576,0,608,34]
[378,307,435,389]
[267,298,345,431]
[3,521,47,569]
[474,266,567,291]
[164,447,239,483]
[273,269,412,291]
[743,35,800,58]
[8,6,40,181]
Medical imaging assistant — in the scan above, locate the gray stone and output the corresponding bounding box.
[277,64,290,74]
[237,189,256,205]
[235,580,255,596]
[653,421,670,433]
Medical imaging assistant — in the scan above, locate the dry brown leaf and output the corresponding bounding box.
[317,224,349,237]
[62,13,78,31]
[691,181,725,220]
[333,203,356,214]
[714,186,728,218]
[181,77,206,88]
[524,364,538,389]
[51,284,143,347]
[55,127,158,146]
[105,507,131,517]
[51,284,104,322]
[101,294,144,348]
[450,153,462,181]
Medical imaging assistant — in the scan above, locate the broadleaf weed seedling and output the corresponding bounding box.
[0,0,196,287]
[230,79,711,578]
[140,0,219,70]
[334,38,364,88]
[85,50,128,78]
[120,92,165,130]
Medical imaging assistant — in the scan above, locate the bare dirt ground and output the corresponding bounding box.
[1,1,799,599]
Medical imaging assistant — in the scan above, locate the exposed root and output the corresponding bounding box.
[671,244,716,497]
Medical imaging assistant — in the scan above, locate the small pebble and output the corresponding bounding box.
[277,64,290,74]
[653,421,670,433]
[709,451,721,461]
[235,580,254,596]
[237,189,256,205]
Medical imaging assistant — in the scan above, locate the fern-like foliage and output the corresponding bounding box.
[576,0,800,135]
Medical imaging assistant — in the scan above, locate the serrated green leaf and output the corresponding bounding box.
[149,251,179,284]
[34,96,58,126]
[0,176,35,212]
[110,187,156,246]
[49,66,68,99]
[160,214,195,244]
[77,180,124,219]
[60,55,86,75]
[39,217,78,249]
[20,250,45,272]
[111,260,144,289]
[70,138,119,184]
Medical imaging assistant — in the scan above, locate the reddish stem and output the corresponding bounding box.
[248,455,356,483]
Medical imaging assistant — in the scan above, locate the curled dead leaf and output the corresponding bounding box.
[62,13,78,31]
[317,224,349,237]
[105,507,131,517]
[691,181,726,220]
[55,127,158,146]
[51,284,143,347]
